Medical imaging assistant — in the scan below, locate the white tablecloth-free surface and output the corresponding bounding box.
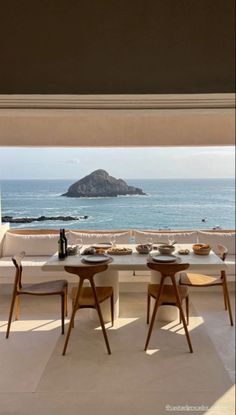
[42,244,226,273]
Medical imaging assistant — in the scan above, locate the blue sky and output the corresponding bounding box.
[0,146,235,180]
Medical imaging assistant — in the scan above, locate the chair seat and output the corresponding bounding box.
[180,272,222,287]
[148,284,189,304]
[20,279,67,295]
[71,286,113,307]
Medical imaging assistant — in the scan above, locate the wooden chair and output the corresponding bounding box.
[62,264,113,356]
[6,252,68,338]
[180,244,234,326]
[147,282,189,325]
[145,262,193,353]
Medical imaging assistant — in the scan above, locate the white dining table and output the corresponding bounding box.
[42,244,226,272]
[42,244,226,321]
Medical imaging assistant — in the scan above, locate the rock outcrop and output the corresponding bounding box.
[62,169,145,197]
[2,215,88,223]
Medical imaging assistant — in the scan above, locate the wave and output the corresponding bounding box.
[117,194,149,198]
[2,179,235,230]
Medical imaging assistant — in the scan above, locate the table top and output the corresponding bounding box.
[42,244,226,272]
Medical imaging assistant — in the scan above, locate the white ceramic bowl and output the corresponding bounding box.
[157,245,175,255]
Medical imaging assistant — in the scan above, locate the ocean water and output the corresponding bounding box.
[0,179,235,230]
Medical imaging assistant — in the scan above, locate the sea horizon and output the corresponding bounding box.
[1,177,235,181]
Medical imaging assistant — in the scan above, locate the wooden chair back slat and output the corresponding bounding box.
[64,264,108,281]
[12,251,25,289]
[216,244,228,262]
[147,262,189,277]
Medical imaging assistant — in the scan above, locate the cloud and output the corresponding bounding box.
[172,150,235,161]
[65,158,80,165]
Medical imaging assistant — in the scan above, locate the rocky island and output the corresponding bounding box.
[2,215,88,224]
[62,169,145,198]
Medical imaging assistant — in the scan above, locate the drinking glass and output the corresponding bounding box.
[168,237,175,246]
[110,235,116,247]
[75,238,83,255]
[147,237,153,248]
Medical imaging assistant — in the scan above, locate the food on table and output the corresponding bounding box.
[107,247,132,255]
[178,249,190,255]
[136,244,152,254]
[192,244,210,250]
[192,243,211,255]
[95,248,106,254]
[82,247,96,255]
[66,245,78,255]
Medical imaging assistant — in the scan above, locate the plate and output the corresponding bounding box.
[151,255,177,263]
[92,243,112,249]
[83,254,111,263]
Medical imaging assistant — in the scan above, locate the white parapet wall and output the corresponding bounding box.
[0,227,234,294]
[0,223,10,255]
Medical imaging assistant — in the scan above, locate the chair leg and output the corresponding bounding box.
[64,285,68,317]
[91,279,111,355]
[71,293,76,329]
[15,295,20,320]
[186,296,189,326]
[171,276,193,353]
[222,276,234,326]
[222,284,228,310]
[179,301,182,325]
[6,291,18,339]
[147,292,151,324]
[61,293,65,335]
[144,277,165,351]
[110,292,114,327]
[71,299,75,329]
[62,279,84,355]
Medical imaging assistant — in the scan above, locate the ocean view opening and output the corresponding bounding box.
[0,146,235,231]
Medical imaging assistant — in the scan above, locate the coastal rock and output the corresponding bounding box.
[62,169,145,198]
[2,215,88,224]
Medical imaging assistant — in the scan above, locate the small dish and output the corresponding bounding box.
[83,254,111,263]
[178,249,190,255]
[151,255,177,263]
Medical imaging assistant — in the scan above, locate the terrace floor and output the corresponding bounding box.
[0,291,235,415]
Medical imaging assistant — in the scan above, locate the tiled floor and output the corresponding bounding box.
[0,291,235,415]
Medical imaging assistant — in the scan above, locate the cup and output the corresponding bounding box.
[168,238,175,246]
[110,235,116,247]
[75,238,83,255]
[147,237,153,249]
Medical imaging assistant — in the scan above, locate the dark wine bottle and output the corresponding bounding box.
[62,229,68,256]
[58,229,66,260]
